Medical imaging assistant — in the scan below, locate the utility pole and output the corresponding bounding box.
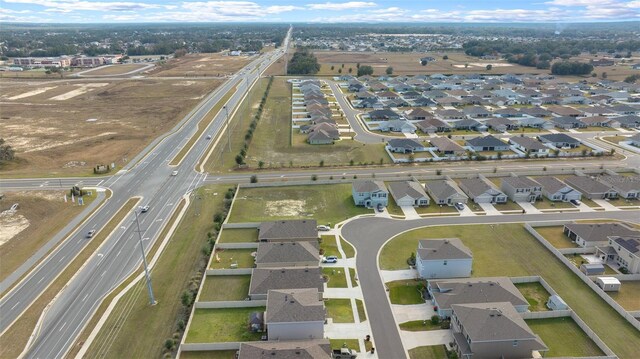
[224,105,231,152]
[134,210,156,305]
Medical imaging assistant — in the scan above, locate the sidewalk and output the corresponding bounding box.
[381,269,418,282]
[592,199,621,211]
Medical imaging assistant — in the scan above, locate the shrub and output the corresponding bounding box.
[250,174,258,183]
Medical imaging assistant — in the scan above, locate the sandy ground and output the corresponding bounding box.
[49,83,109,101]
[265,200,306,217]
[7,86,57,100]
[453,63,514,68]
[149,53,250,77]
[0,210,30,246]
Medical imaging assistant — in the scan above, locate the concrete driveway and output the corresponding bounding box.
[478,202,502,215]
[517,201,542,214]
[400,205,421,219]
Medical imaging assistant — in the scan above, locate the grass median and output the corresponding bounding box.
[0,196,138,359]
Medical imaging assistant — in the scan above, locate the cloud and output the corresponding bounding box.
[307,2,376,11]
[4,0,165,12]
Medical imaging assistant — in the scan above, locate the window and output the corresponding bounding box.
[513,340,518,347]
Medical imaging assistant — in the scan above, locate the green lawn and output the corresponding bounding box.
[415,204,458,215]
[355,299,366,322]
[515,282,551,312]
[602,135,629,144]
[217,228,258,243]
[323,267,348,288]
[320,235,339,257]
[209,248,255,269]
[387,279,425,305]
[330,339,360,352]
[199,275,251,301]
[533,197,576,210]
[349,268,358,287]
[399,320,443,331]
[227,184,371,224]
[186,307,266,343]
[533,226,578,248]
[386,197,406,216]
[179,351,237,359]
[340,237,356,258]
[608,280,640,311]
[580,197,603,208]
[379,223,640,358]
[526,317,605,357]
[408,345,448,359]
[492,201,523,211]
[605,197,640,207]
[325,299,354,323]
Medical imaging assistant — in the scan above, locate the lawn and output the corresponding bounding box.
[227,184,371,225]
[515,282,551,312]
[320,235,339,257]
[379,223,640,358]
[533,226,578,248]
[199,275,251,301]
[340,237,356,258]
[330,339,360,352]
[415,204,459,215]
[350,268,359,287]
[526,317,605,357]
[387,279,425,305]
[217,228,258,243]
[602,135,629,144]
[323,267,348,288]
[325,299,354,323]
[179,351,237,359]
[186,307,266,343]
[492,201,523,211]
[608,280,640,311]
[408,345,448,359]
[209,248,256,269]
[355,299,366,322]
[533,197,576,210]
[399,320,443,331]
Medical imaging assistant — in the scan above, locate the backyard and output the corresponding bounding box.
[217,228,258,243]
[387,279,425,305]
[186,307,266,343]
[526,317,604,357]
[608,280,640,311]
[533,225,578,248]
[199,275,251,301]
[209,248,256,269]
[515,282,551,312]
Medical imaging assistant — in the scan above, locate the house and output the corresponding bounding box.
[630,133,640,146]
[388,181,430,207]
[404,108,434,121]
[508,136,550,155]
[500,177,542,202]
[352,180,388,207]
[538,133,581,148]
[427,277,529,318]
[579,116,619,128]
[485,118,518,133]
[249,267,324,300]
[548,105,583,117]
[258,220,318,243]
[430,137,466,156]
[551,116,586,129]
[265,288,325,340]
[436,109,466,120]
[387,138,425,153]
[596,277,621,291]
[563,222,637,248]
[453,119,485,131]
[546,295,568,310]
[368,109,400,121]
[416,118,450,133]
[615,115,640,129]
[416,238,472,279]
[519,106,552,117]
[307,123,339,145]
[517,117,554,130]
[376,90,399,100]
[465,135,510,152]
[563,175,618,199]
[424,180,468,206]
[596,175,640,199]
[597,236,640,274]
[580,263,606,276]
[450,302,548,359]
[237,339,331,359]
[255,242,320,268]
[458,178,508,204]
[534,176,582,202]
[463,106,491,118]
[378,119,417,133]
[493,107,520,118]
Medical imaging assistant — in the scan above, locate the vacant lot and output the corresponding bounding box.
[526,317,604,357]
[228,184,371,225]
[325,299,354,323]
[80,64,150,76]
[608,280,640,311]
[379,223,640,358]
[149,53,251,77]
[0,78,222,177]
[314,51,543,76]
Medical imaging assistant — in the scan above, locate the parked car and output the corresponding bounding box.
[87,229,96,238]
[376,203,384,212]
[317,225,331,231]
[570,199,581,206]
[454,202,465,211]
[322,256,338,263]
[140,205,150,213]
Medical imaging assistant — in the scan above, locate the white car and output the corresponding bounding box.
[317,225,331,231]
[140,205,150,213]
[322,255,338,263]
[171,170,178,176]
[87,229,96,238]
[454,202,465,211]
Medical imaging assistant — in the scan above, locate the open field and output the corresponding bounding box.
[149,53,251,77]
[314,51,545,76]
[0,191,96,283]
[379,223,640,358]
[387,279,425,305]
[227,184,371,225]
[79,64,150,76]
[608,281,640,311]
[408,345,447,359]
[83,185,230,359]
[515,282,551,312]
[0,78,222,177]
[218,228,258,243]
[526,317,604,357]
[199,275,251,301]
[186,307,265,343]
[325,299,354,323]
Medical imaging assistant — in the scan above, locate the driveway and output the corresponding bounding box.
[593,199,621,211]
[517,201,542,214]
[400,205,421,219]
[478,202,502,215]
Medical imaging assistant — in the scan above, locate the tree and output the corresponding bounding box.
[348,67,352,73]
[602,72,608,79]
[536,60,550,69]
[174,48,188,58]
[0,138,15,161]
[250,174,258,183]
[338,68,342,74]
[330,65,334,70]
[624,74,640,83]
[311,174,318,181]
[486,64,492,71]
[356,62,360,69]
[385,66,393,75]
[421,60,428,66]
[442,55,448,60]
[551,61,594,76]
[235,154,244,165]
[287,48,320,75]
[319,159,324,167]
[464,63,469,68]
[357,65,374,77]
[258,160,264,169]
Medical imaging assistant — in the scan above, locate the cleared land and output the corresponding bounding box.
[227,184,371,225]
[186,307,265,343]
[79,64,149,76]
[149,53,251,77]
[0,78,222,177]
[526,317,604,357]
[608,281,640,311]
[379,223,640,358]
[534,225,578,248]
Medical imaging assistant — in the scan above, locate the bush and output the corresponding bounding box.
[311,174,318,181]
[250,174,258,183]
[164,339,175,351]
[551,61,594,76]
[430,315,441,325]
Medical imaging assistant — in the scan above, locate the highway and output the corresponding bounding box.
[0,28,291,358]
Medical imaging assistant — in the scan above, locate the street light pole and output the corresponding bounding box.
[134,210,156,305]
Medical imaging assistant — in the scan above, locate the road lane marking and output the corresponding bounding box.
[10,301,20,310]
[59,322,67,331]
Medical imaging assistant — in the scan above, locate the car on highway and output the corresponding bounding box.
[171,170,178,176]
[206,135,212,139]
[570,199,581,206]
[322,256,338,263]
[317,225,331,231]
[87,229,96,238]
[454,202,465,211]
[140,205,150,213]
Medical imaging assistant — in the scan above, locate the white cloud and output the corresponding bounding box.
[4,0,165,12]
[307,2,376,11]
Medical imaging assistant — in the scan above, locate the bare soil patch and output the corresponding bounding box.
[80,64,149,76]
[149,53,251,77]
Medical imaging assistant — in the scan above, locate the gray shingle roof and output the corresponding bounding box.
[238,339,331,359]
[388,181,429,201]
[508,136,548,151]
[259,220,318,242]
[564,176,613,194]
[459,178,503,198]
[417,238,472,261]
[387,138,424,150]
[430,277,528,310]
[424,180,466,202]
[466,135,508,148]
[430,137,465,152]
[534,176,575,194]
[564,222,638,243]
[596,175,640,193]
[250,267,324,296]
[266,288,325,323]
[538,133,580,144]
[502,176,540,189]
[256,242,320,266]
[352,180,387,193]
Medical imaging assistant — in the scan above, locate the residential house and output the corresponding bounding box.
[450,302,548,359]
[485,118,518,133]
[436,109,466,120]
[579,116,620,128]
[614,115,640,129]
[597,236,640,274]
[501,176,542,202]
[519,106,552,117]
[255,242,320,268]
[388,181,430,207]
[538,133,581,148]
[258,220,318,243]
[387,138,426,153]
[427,277,529,318]
[376,90,399,100]
[416,238,472,279]
[465,135,510,152]
[307,123,339,145]
[548,105,583,117]
[378,119,417,133]
[563,175,618,199]
[551,116,586,129]
[249,267,324,300]
[453,119,486,131]
[508,136,550,155]
[459,178,508,204]
[535,176,582,202]
[265,288,325,341]
[416,118,450,133]
[430,137,466,156]
[404,108,434,121]
[517,117,554,130]
[563,222,638,248]
[237,340,331,359]
[424,180,468,206]
[493,107,520,118]
[630,133,640,146]
[596,175,640,199]
[463,106,491,118]
[368,109,400,121]
[352,180,388,207]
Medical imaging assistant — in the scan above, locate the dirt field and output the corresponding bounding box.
[314,51,543,76]
[79,64,150,76]
[149,53,252,77]
[0,78,222,177]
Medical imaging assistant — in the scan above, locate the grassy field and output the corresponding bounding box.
[81,64,149,76]
[227,184,372,225]
[83,185,230,359]
[533,225,577,248]
[387,279,425,305]
[492,201,524,211]
[323,267,348,288]
[515,282,551,312]
[320,235,339,257]
[399,320,442,331]
[608,281,640,311]
[379,223,640,358]
[149,53,250,77]
[186,307,265,343]
[325,299,354,323]
[526,317,605,357]
[218,228,258,243]
[0,196,138,359]
[341,237,356,258]
[408,345,448,359]
[199,275,251,301]
[0,78,222,177]
[602,135,630,144]
[180,350,237,359]
[0,191,96,284]
[209,248,255,269]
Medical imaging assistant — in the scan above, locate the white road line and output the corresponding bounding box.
[10,301,20,310]
[59,322,67,332]
[58,256,65,263]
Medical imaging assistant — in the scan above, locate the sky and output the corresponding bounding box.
[0,0,639,23]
